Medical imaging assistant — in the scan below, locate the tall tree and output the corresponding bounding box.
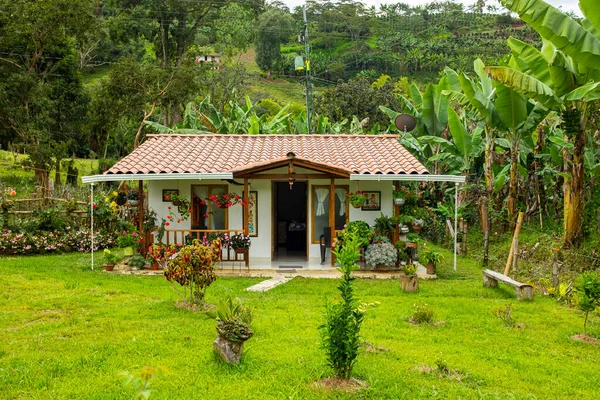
[255,9,293,79]
[0,0,95,195]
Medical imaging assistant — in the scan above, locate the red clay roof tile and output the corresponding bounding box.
[106,134,428,176]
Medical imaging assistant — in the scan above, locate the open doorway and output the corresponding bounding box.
[273,181,307,261]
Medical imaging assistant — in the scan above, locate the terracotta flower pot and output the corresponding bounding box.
[426,262,436,275]
[103,263,115,272]
[151,262,159,270]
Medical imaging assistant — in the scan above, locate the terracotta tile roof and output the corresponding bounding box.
[106,134,428,176]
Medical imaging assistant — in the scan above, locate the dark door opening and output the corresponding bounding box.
[274,181,307,261]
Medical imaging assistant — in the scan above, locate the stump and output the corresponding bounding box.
[401,274,419,292]
[214,336,245,364]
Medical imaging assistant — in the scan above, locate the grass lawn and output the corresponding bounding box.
[1,249,599,399]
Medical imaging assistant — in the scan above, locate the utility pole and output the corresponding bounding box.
[302,5,312,134]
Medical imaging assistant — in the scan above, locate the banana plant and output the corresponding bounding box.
[487,0,600,246]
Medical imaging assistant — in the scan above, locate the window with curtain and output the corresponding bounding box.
[312,185,349,243]
[191,185,228,230]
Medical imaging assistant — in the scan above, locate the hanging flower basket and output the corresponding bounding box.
[347,191,367,208]
[128,199,139,207]
[209,193,242,209]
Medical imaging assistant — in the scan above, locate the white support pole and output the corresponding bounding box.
[90,183,94,271]
[454,182,459,271]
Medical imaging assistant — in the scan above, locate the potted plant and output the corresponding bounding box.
[147,243,178,270]
[117,231,141,256]
[393,186,413,206]
[168,193,190,208]
[374,213,395,238]
[229,233,251,254]
[406,232,420,248]
[207,297,253,365]
[128,254,147,270]
[127,191,142,207]
[115,191,128,206]
[422,249,442,275]
[103,249,121,271]
[401,262,419,292]
[347,191,367,208]
[208,193,241,209]
[364,242,397,270]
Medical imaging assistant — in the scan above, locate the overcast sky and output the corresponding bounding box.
[281,0,582,16]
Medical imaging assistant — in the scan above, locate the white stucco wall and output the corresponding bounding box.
[147,177,394,266]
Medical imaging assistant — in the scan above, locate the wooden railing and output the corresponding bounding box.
[164,229,248,269]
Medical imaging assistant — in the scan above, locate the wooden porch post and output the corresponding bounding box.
[329,179,335,266]
[243,178,249,269]
[138,180,146,256]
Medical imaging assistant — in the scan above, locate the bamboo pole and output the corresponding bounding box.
[504,211,524,276]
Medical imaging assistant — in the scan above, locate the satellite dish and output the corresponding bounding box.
[394,114,416,132]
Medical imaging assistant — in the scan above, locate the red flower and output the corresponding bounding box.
[200,200,206,205]
[165,195,169,200]
[92,204,97,209]
[165,222,170,226]
[356,190,361,194]
[188,209,192,213]
[203,214,208,218]
[167,215,171,219]
[168,206,172,210]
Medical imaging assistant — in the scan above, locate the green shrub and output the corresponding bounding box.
[491,303,516,328]
[258,98,282,116]
[127,254,146,269]
[320,231,372,380]
[575,272,600,335]
[410,303,435,324]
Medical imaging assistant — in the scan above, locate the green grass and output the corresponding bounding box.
[0,150,98,194]
[1,249,599,399]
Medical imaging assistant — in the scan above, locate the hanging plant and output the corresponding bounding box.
[208,193,244,209]
[347,191,367,208]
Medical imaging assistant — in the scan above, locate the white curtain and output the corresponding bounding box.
[315,188,329,216]
[335,188,347,216]
[192,186,208,200]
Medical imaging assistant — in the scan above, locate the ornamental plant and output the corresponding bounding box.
[103,249,121,265]
[422,249,442,266]
[117,231,141,249]
[164,238,221,305]
[320,231,376,380]
[342,220,372,248]
[0,186,17,209]
[347,191,367,208]
[575,272,600,336]
[207,297,254,342]
[147,243,178,265]
[364,242,397,268]
[208,193,242,208]
[230,233,251,249]
[167,203,193,223]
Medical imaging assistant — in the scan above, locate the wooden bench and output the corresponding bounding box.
[482,269,534,301]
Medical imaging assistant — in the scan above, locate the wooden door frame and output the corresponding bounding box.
[271,180,309,261]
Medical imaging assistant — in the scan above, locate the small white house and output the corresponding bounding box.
[85,134,432,268]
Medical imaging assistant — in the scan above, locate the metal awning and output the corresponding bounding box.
[81,172,233,184]
[350,174,465,183]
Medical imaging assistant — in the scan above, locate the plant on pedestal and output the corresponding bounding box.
[207,297,253,364]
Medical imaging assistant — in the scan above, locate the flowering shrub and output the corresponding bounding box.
[0,227,117,255]
[230,233,251,249]
[364,242,397,268]
[167,203,193,223]
[208,193,242,208]
[1,186,17,209]
[347,191,367,208]
[117,231,140,248]
[164,239,221,305]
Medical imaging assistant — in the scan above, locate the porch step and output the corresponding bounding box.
[245,276,293,292]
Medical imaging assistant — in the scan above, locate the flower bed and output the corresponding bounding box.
[0,227,117,255]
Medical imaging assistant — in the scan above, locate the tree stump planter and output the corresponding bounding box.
[401,274,419,292]
[213,320,253,365]
[213,336,246,365]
